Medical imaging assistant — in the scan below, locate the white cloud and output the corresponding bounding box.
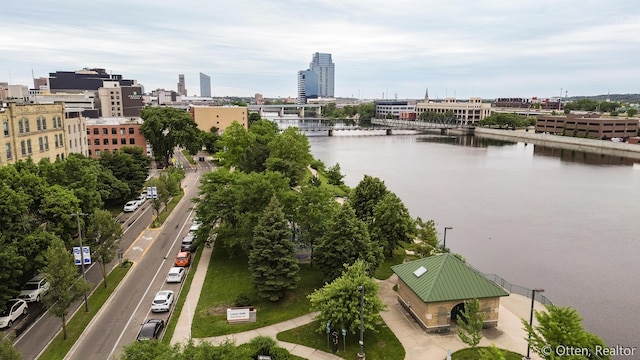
[1,0,639,98]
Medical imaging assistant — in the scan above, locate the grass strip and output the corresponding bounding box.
[150,192,184,228]
[452,347,524,359]
[277,320,405,360]
[38,266,130,360]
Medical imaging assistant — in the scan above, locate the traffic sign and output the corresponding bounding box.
[82,246,91,265]
[73,247,81,265]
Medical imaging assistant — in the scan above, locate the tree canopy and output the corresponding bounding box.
[369,192,415,257]
[350,175,389,225]
[140,106,202,167]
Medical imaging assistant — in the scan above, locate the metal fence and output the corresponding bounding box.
[484,274,554,306]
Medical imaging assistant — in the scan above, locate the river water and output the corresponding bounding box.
[308,131,640,350]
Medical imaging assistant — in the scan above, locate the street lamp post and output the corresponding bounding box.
[443,227,453,251]
[72,212,89,312]
[357,285,365,360]
[526,288,544,360]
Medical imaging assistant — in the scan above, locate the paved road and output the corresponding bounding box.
[65,170,203,360]
[13,201,155,360]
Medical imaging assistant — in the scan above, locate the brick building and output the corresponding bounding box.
[85,117,147,158]
[535,113,639,139]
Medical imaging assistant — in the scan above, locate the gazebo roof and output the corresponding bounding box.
[391,253,509,303]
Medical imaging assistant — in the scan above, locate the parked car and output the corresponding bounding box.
[0,299,28,329]
[136,319,165,341]
[188,223,200,234]
[151,290,174,313]
[175,252,191,267]
[123,201,139,212]
[166,267,185,283]
[136,193,147,206]
[180,235,196,253]
[18,275,49,303]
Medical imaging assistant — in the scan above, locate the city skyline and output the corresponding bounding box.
[1,1,639,99]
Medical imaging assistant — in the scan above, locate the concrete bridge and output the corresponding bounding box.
[248,104,323,117]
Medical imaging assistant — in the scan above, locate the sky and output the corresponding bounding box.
[1,0,639,100]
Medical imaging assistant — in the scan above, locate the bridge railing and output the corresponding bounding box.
[484,273,554,306]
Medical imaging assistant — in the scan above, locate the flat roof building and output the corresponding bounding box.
[85,117,147,158]
[535,113,639,140]
[188,105,248,133]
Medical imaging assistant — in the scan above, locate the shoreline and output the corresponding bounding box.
[463,127,640,160]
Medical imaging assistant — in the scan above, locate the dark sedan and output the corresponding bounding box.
[136,319,165,341]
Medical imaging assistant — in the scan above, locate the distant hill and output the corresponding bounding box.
[565,94,640,102]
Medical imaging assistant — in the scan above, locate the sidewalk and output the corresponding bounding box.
[172,247,542,360]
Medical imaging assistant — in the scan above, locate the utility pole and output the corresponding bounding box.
[357,285,365,359]
[72,212,89,312]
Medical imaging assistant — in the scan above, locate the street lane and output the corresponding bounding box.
[65,171,202,360]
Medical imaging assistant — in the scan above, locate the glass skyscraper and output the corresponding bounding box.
[297,70,319,104]
[309,52,334,98]
[199,72,211,97]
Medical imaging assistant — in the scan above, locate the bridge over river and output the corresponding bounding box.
[272,118,472,136]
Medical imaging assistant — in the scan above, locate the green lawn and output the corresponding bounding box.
[374,248,406,280]
[38,266,130,360]
[303,167,350,198]
[191,245,325,338]
[452,347,524,359]
[277,320,405,360]
[181,150,196,165]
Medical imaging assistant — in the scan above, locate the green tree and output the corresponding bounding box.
[314,203,384,282]
[41,237,92,340]
[627,108,638,117]
[350,175,389,224]
[140,106,202,167]
[357,102,375,121]
[86,210,123,288]
[201,126,221,154]
[369,192,415,257]
[0,244,26,310]
[296,184,339,266]
[408,217,440,257]
[216,121,256,169]
[457,298,484,348]
[40,185,82,244]
[248,196,299,301]
[99,146,150,198]
[0,336,22,360]
[308,260,386,335]
[325,163,345,186]
[266,127,312,186]
[522,305,610,360]
[479,344,506,360]
[248,112,262,126]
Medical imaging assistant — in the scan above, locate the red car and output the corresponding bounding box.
[175,251,191,267]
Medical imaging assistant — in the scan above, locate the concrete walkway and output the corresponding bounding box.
[172,246,543,359]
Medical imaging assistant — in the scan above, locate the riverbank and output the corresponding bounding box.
[469,127,640,159]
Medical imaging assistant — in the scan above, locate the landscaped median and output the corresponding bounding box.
[38,264,130,360]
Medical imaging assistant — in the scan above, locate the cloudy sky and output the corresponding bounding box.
[1,0,639,99]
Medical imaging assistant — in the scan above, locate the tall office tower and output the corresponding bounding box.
[199,72,211,97]
[297,69,319,104]
[177,74,187,96]
[309,52,335,98]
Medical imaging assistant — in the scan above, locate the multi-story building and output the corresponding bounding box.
[188,105,248,133]
[48,68,136,93]
[535,113,639,139]
[177,74,187,96]
[29,91,97,113]
[85,117,147,158]
[199,73,211,97]
[493,97,563,110]
[254,93,264,105]
[309,52,335,98]
[297,70,319,104]
[415,96,492,125]
[33,77,49,91]
[65,108,88,156]
[97,81,145,118]
[1,103,67,165]
[0,83,29,100]
[148,89,179,106]
[375,100,416,119]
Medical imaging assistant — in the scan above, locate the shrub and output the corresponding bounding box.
[235,293,252,307]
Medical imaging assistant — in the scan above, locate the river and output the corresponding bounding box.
[308,131,640,351]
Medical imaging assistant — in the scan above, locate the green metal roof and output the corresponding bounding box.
[391,253,509,303]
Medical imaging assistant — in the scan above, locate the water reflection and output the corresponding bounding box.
[417,134,640,166]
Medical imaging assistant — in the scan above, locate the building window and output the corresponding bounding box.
[102,128,108,135]
[26,139,32,155]
[95,149,101,156]
[111,128,117,135]
[94,139,100,145]
[68,125,71,133]
[3,122,8,136]
[44,136,49,151]
[6,143,12,160]
[37,117,42,131]
[52,115,61,128]
[121,138,126,144]
[39,137,44,152]
[112,138,117,145]
[103,139,109,145]
[74,124,77,133]
[129,138,135,144]
[88,149,92,156]
[69,140,72,149]
[120,128,125,135]
[128,127,134,134]
[55,135,59,148]
[93,128,99,135]
[20,140,26,156]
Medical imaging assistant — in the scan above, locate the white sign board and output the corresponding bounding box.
[227,308,250,322]
[82,246,91,265]
[73,247,82,265]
